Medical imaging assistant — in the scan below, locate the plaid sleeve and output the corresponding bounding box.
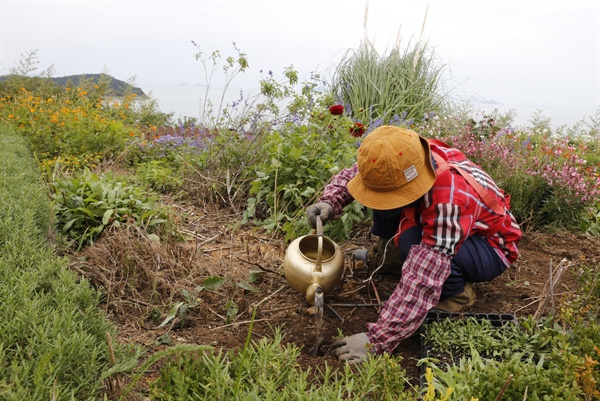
[421,203,466,256]
[366,244,451,354]
[318,163,358,218]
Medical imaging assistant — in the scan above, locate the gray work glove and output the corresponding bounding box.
[305,202,334,229]
[330,332,372,363]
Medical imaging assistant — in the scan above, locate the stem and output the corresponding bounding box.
[494,374,514,401]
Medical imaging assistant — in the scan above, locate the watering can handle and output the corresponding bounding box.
[315,215,323,271]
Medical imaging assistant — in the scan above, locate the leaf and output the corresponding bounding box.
[102,209,114,225]
[180,289,193,304]
[203,276,225,290]
[289,147,303,159]
[62,217,82,232]
[158,302,184,328]
[225,300,238,324]
[76,206,95,218]
[237,281,259,293]
[248,270,264,283]
[154,333,172,345]
[147,234,160,243]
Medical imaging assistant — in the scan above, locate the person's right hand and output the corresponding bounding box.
[330,332,372,364]
[305,202,334,228]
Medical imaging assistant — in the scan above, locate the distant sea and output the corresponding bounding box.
[142,84,243,122]
[143,83,595,130]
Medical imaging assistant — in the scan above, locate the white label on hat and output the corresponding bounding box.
[404,165,418,182]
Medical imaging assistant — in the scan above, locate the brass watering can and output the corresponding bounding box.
[283,215,344,305]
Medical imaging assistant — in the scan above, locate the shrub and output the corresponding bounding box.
[420,112,600,231]
[242,104,365,241]
[137,160,183,193]
[0,123,141,400]
[149,327,413,400]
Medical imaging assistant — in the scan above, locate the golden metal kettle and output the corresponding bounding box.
[283,215,344,305]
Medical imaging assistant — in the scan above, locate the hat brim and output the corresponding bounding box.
[347,136,436,210]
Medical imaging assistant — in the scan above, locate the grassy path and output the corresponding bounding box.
[0,123,137,400]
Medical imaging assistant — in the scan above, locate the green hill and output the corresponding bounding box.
[0,73,146,97]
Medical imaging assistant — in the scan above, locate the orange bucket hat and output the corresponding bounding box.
[347,126,436,210]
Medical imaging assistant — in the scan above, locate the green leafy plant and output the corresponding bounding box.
[420,111,600,232]
[423,316,551,360]
[51,169,169,249]
[0,125,142,400]
[243,110,365,241]
[149,327,414,400]
[423,348,584,400]
[159,276,225,328]
[422,315,600,400]
[159,273,262,328]
[137,160,183,193]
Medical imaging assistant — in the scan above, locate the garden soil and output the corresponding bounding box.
[72,203,600,391]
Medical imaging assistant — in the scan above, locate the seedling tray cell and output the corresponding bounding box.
[419,310,517,385]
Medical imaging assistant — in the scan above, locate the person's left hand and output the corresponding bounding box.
[330,332,372,363]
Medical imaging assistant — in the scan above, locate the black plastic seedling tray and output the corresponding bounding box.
[419,310,517,385]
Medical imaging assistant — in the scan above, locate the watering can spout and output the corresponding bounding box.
[305,283,322,305]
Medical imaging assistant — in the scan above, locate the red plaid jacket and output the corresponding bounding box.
[319,139,522,353]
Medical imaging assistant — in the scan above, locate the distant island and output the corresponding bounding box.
[0,73,147,98]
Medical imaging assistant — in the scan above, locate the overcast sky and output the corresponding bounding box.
[1,0,599,128]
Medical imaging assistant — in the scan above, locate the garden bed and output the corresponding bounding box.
[71,204,600,388]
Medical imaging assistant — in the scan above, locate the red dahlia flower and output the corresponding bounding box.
[329,104,344,115]
[350,122,366,137]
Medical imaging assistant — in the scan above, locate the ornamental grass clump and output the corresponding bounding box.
[331,36,448,127]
